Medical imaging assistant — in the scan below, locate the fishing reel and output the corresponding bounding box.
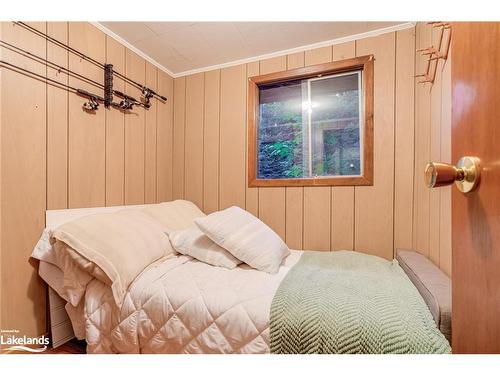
[141,87,154,107]
[118,97,134,111]
[82,97,99,111]
[77,89,102,111]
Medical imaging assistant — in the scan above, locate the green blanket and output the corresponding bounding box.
[270,251,451,354]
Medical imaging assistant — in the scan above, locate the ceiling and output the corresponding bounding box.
[99,22,407,76]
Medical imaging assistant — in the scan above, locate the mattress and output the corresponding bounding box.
[38,259,86,341]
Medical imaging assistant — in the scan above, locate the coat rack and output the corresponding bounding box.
[415,22,451,84]
[0,22,168,113]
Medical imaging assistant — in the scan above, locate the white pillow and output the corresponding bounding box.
[169,228,241,269]
[194,206,290,274]
[52,210,173,307]
[141,200,206,233]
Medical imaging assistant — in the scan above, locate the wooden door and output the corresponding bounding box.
[451,22,500,353]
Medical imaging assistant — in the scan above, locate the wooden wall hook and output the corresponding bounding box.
[415,22,452,84]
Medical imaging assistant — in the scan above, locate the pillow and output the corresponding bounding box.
[141,200,206,234]
[32,228,112,306]
[194,206,290,274]
[169,228,242,269]
[51,241,112,306]
[51,209,173,307]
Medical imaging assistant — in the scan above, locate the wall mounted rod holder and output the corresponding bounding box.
[13,21,167,102]
[104,64,113,107]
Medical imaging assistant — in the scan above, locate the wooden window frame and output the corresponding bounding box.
[248,55,374,187]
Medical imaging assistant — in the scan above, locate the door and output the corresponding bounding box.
[426,22,500,353]
[429,22,500,353]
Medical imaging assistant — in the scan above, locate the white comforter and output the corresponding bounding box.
[43,250,302,353]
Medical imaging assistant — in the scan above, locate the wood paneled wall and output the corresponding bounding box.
[173,24,452,273]
[412,23,452,275]
[0,22,174,338]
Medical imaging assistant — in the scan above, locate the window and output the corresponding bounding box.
[248,55,373,187]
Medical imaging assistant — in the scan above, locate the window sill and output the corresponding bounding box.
[248,175,373,187]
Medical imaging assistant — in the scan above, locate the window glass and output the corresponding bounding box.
[257,71,362,180]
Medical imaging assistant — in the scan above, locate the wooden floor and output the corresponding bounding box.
[42,339,87,354]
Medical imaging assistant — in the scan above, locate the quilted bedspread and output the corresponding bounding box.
[270,251,451,354]
[84,252,302,353]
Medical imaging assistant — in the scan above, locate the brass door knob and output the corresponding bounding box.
[425,156,481,193]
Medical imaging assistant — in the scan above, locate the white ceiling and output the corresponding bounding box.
[99,22,408,76]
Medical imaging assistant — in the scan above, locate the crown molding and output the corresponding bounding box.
[93,21,416,78]
[90,21,176,77]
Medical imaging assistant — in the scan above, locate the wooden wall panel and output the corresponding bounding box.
[219,64,246,209]
[203,69,220,213]
[413,24,432,257]
[246,61,260,216]
[355,33,396,260]
[157,70,174,202]
[0,22,174,338]
[176,27,450,267]
[0,22,3,334]
[184,73,204,209]
[285,52,304,250]
[439,47,452,275]
[172,77,186,200]
[258,56,287,239]
[68,22,106,208]
[124,50,145,205]
[285,187,303,250]
[1,21,47,337]
[331,187,355,250]
[303,47,332,251]
[303,187,332,251]
[428,26,443,266]
[411,23,452,275]
[105,36,125,206]
[145,62,158,203]
[47,22,68,210]
[394,28,416,250]
[331,42,356,251]
[258,188,286,239]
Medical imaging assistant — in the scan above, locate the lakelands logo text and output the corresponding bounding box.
[1,329,49,353]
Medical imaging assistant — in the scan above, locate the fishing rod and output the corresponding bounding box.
[14,22,168,102]
[0,59,78,93]
[14,22,104,70]
[1,41,151,111]
[0,39,103,91]
[1,59,116,112]
[114,90,151,110]
[77,89,103,111]
[113,71,168,102]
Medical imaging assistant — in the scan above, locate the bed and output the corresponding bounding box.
[31,200,451,354]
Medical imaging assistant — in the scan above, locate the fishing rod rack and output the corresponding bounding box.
[0,22,167,112]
